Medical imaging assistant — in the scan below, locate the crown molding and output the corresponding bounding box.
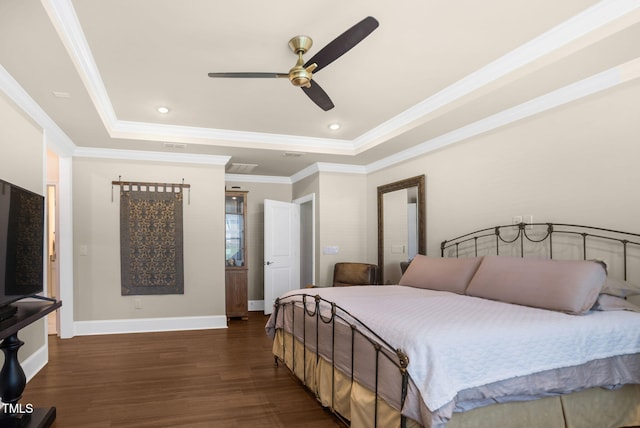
[60,54,640,177]
[10,0,637,186]
[42,0,117,130]
[352,0,640,154]
[0,65,76,156]
[225,173,291,184]
[316,162,367,174]
[73,147,230,165]
[110,120,354,154]
[286,162,368,184]
[289,163,320,183]
[43,1,354,155]
[4,52,638,184]
[231,53,638,182]
[43,0,640,156]
[366,60,638,174]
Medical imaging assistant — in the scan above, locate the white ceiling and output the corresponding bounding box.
[1,0,639,177]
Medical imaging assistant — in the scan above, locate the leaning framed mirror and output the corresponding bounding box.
[377,175,426,284]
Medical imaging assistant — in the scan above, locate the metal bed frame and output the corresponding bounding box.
[271,222,640,427]
[442,222,640,280]
[272,293,410,428]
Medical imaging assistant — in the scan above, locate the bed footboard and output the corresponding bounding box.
[270,293,411,428]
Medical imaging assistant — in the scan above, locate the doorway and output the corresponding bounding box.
[46,184,59,335]
[262,194,315,314]
[297,195,315,288]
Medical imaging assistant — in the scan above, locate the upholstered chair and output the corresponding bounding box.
[332,262,381,287]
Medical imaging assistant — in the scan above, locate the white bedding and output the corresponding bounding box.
[276,285,640,413]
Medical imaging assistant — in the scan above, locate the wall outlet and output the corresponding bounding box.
[248,300,265,311]
[512,216,523,225]
[391,244,405,254]
[134,298,142,309]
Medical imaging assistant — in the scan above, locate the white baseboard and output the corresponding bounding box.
[248,300,264,311]
[74,315,227,336]
[22,343,49,382]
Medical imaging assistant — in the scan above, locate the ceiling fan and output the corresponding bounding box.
[208,16,379,111]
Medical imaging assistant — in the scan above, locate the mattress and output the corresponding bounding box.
[266,285,640,427]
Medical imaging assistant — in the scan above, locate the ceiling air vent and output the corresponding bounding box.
[164,143,186,149]
[227,163,258,173]
[52,91,71,98]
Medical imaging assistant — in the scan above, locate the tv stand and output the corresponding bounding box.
[0,304,18,322]
[0,300,61,427]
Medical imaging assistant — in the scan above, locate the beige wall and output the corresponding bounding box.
[367,80,640,263]
[317,172,369,287]
[291,171,370,287]
[0,93,46,362]
[73,157,226,320]
[225,180,292,301]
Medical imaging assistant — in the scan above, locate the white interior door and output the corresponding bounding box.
[264,199,300,315]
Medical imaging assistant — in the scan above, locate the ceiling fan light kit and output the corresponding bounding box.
[208,16,379,111]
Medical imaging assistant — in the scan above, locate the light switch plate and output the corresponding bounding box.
[323,246,339,255]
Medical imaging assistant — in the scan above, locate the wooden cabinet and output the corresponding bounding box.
[225,269,248,319]
[225,191,248,320]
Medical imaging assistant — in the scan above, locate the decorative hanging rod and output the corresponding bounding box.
[111,177,191,203]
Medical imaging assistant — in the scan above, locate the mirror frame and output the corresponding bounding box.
[377,175,426,282]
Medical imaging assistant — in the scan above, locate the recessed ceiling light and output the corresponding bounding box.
[328,123,341,131]
[157,106,170,114]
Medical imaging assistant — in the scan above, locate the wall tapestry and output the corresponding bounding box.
[118,181,186,295]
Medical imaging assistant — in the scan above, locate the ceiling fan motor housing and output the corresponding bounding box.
[289,63,317,87]
[288,36,315,87]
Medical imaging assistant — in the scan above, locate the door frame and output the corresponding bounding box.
[294,193,316,287]
[261,194,315,314]
[46,183,60,335]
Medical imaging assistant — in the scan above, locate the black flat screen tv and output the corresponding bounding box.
[0,178,45,320]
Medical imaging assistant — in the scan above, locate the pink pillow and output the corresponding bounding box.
[466,256,606,315]
[602,277,640,297]
[399,255,483,294]
[592,294,640,312]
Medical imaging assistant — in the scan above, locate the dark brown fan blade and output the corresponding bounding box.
[303,16,378,73]
[301,80,334,111]
[208,72,288,78]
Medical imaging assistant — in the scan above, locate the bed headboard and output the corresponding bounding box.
[440,222,640,282]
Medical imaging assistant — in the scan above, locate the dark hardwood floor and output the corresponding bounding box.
[22,312,342,427]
